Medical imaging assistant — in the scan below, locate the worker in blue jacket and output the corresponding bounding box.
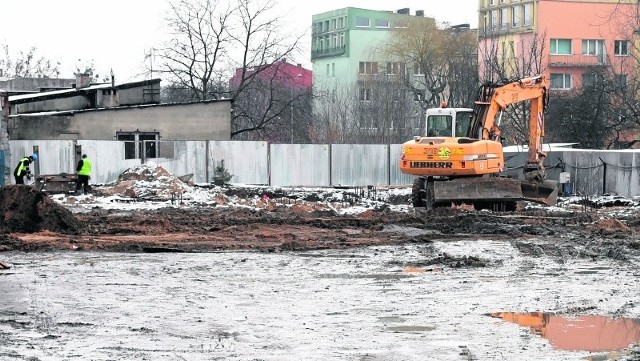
[13,154,37,184]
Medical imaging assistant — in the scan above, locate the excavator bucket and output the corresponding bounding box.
[432,177,558,207]
[520,179,558,206]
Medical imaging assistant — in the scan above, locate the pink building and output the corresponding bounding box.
[229,59,312,91]
[478,0,636,90]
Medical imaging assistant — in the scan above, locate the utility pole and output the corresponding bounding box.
[145,48,155,80]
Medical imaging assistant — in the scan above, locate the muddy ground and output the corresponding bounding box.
[2,185,640,360]
[1,184,638,260]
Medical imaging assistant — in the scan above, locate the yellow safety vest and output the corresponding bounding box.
[78,159,92,176]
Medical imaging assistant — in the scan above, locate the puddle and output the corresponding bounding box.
[387,325,436,333]
[378,316,406,323]
[317,273,410,280]
[489,312,640,352]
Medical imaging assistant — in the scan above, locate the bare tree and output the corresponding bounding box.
[477,32,547,145]
[157,0,305,140]
[441,26,480,108]
[0,44,61,78]
[313,77,422,144]
[232,65,312,143]
[385,18,448,109]
[597,3,640,147]
[545,71,621,148]
[313,84,359,143]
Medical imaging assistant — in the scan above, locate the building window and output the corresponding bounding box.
[358,112,377,129]
[386,62,404,75]
[359,88,371,101]
[615,40,629,56]
[523,4,532,26]
[359,61,378,75]
[331,63,335,77]
[582,72,606,88]
[339,32,345,47]
[117,131,159,160]
[326,64,330,76]
[356,16,370,27]
[550,73,572,89]
[550,39,572,55]
[511,5,520,27]
[615,74,628,90]
[413,63,424,76]
[582,39,604,55]
[491,10,499,31]
[500,8,507,29]
[338,17,345,29]
[331,19,336,30]
[375,19,389,28]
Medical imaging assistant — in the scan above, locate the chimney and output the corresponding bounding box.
[75,73,90,89]
[397,8,410,15]
[416,10,424,17]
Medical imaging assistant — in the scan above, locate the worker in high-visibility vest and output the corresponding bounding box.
[13,154,37,184]
[75,154,92,195]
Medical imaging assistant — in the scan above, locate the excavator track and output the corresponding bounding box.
[413,176,558,211]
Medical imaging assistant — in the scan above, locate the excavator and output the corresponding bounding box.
[400,75,558,211]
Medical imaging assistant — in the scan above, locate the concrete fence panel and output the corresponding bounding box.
[209,141,269,185]
[331,144,388,186]
[270,144,329,186]
[599,150,639,197]
[151,141,208,184]
[560,150,606,196]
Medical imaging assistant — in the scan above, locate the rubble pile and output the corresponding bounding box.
[95,163,191,199]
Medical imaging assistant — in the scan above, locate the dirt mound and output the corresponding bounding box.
[587,218,633,234]
[95,163,189,199]
[0,185,82,233]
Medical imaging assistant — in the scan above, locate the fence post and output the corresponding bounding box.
[599,157,606,195]
[206,140,210,184]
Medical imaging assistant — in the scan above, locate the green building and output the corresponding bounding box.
[311,7,436,143]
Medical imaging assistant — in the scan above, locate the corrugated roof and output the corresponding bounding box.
[8,98,231,117]
[8,78,161,103]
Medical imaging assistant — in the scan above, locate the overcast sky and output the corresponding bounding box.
[1,0,477,82]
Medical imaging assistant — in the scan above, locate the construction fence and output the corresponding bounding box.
[4,140,640,198]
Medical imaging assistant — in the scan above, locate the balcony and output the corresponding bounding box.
[311,45,346,60]
[548,54,608,67]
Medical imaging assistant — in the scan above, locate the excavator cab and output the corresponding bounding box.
[425,107,473,138]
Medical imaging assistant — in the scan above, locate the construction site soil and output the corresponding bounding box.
[2,180,640,360]
[1,185,638,262]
